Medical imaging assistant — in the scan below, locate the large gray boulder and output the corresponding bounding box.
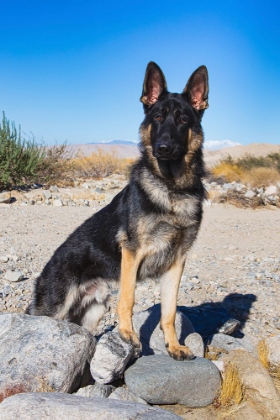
[0,313,95,401]
[90,331,134,384]
[124,354,221,406]
[0,393,181,419]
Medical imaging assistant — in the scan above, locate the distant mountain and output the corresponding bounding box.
[88,140,137,146]
[204,140,242,151]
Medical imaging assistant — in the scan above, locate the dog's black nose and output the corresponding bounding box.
[156,143,173,156]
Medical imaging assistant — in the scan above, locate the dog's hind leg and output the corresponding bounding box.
[80,301,108,334]
[160,260,194,361]
[117,247,142,355]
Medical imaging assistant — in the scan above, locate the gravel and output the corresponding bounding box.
[0,200,279,342]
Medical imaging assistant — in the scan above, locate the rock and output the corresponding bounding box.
[49,185,59,193]
[128,304,194,356]
[75,383,115,398]
[109,386,148,404]
[42,190,52,200]
[90,331,134,384]
[263,335,280,369]
[0,192,11,204]
[4,270,24,282]
[264,186,278,196]
[244,190,256,198]
[53,199,63,207]
[222,350,280,418]
[184,332,204,357]
[207,333,255,356]
[0,313,96,401]
[124,354,221,406]
[217,318,241,335]
[0,255,9,262]
[0,393,181,419]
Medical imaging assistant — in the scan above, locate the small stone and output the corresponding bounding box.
[49,185,59,193]
[53,199,63,207]
[75,384,115,398]
[264,186,278,196]
[184,332,204,357]
[42,190,52,200]
[5,270,24,282]
[0,256,9,263]
[244,190,256,198]
[218,318,241,335]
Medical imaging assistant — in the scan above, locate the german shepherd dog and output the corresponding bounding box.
[27,62,209,360]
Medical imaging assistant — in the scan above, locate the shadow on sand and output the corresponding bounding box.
[138,293,257,355]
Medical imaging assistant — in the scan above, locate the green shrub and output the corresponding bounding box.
[0,112,44,188]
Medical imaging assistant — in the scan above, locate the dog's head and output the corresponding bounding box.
[139,62,208,176]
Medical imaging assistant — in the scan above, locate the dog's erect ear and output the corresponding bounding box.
[183,66,209,112]
[140,62,167,106]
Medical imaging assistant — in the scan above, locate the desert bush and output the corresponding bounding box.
[34,143,75,186]
[0,112,44,188]
[73,148,134,179]
[211,153,280,186]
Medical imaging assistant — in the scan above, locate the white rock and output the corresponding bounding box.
[5,270,24,282]
[53,199,63,207]
[90,331,134,384]
[264,185,278,196]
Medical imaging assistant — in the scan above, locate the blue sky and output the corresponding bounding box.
[1,0,280,146]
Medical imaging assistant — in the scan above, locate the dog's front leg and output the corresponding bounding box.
[160,261,194,360]
[117,247,142,356]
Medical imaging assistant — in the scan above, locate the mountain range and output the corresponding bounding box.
[88,139,241,150]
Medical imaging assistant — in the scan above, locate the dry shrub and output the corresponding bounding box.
[211,162,243,183]
[35,143,75,187]
[73,148,134,179]
[241,167,280,187]
[218,363,244,408]
[211,153,280,186]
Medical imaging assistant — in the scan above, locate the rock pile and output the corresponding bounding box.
[1,304,280,418]
[205,181,280,208]
[0,177,127,208]
[1,178,279,209]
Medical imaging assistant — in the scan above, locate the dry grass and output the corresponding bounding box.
[212,162,243,183]
[72,148,134,179]
[241,167,280,187]
[211,153,280,187]
[218,363,244,408]
[258,339,269,369]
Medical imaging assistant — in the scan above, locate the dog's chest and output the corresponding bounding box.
[137,194,201,259]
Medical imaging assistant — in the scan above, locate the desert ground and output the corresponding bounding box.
[0,201,279,344]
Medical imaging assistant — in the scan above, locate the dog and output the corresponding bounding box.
[26,61,209,360]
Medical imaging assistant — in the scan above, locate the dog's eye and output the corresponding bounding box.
[179,117,187,124]
[155,115,162,122]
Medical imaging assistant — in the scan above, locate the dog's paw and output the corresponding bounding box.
[166,344,195,361]
[119,328,142,357]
